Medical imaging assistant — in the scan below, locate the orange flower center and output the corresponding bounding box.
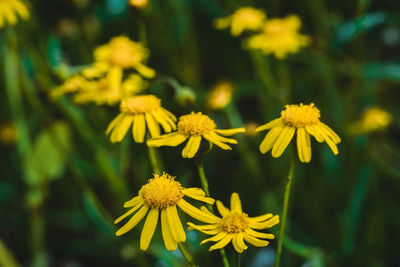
[281,103,320,128]
[222,212,250,233]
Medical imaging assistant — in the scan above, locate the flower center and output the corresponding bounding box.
[120,95,161,114]
[222,212,250,233]
[281,103,320,128]
[108,37,147,68]
[177,112,216,136]
[139,173,184,209]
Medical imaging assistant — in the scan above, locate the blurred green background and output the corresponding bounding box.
[1,0,400,266]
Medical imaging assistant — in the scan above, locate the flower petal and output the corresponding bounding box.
[251,215,280,230]
[182,135,202,158]
[178,199,219,224]
[106,113,125,134]
[147,133,187,147]
[133,114,146,143]
[182,188,215,204]
[145,112,161,138]
[243,233,270,247]
[259,126,284,154]
[115,200,144,224]
[296,127,311,163]
[110,115,134,143]
[161,209,178,251]
[271,126,295,158]
[255,118,283,132]
[166,206,186,243]
[216,201,230,217]
[214,128,246,136]
[203,132,231,150]
[116,205,148,236]
[140,208,159,251]
[201,231,227,244]
[209,234,233,251]
[245,228,275,239]
[230,193,242,213]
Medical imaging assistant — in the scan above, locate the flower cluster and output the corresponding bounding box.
[52,36,154,106]
[214,8,311,59]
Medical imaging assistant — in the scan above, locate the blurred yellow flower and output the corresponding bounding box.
[106,95,177,143]
[0,0,29,28]
[350,106,392,134]
[53,74,146,106]
[0,123,18,145]
[256,103,340,163]
[214,7,266,36]
[188,193,279,253]
[82,36,155,95]
[115,173,215,251]
[130,0,148,8]
[206,81,233,110]
[147,112,245,158]
[246,15,311,59]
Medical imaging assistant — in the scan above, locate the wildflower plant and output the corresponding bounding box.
[147,112,245,158]
[115,173,215,251]
[0,0,29,28]
[188,193,279,253]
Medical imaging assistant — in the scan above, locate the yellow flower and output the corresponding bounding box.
[188,193,279,253]
[106,95,177,143]
[115,173,215,251]
[350,106,393,134]
[82,36,155,95]
[246,15,311,59]
[256,103,341,163]
[206,81,233,110]
[130,0,148,8]
[147,112,245,158]
[0,123,18,145]
[214,7,266,36]
[0,0,29,28]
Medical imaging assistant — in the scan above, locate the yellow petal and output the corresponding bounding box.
[140,208,159,251]
[182,135,202,158]
[123,196,142,208]
[106,113,125,134]
[110,115,134,143]
[243,233,270,247]
[259,126,284,154]
[200,206,221,221]
[245,228,274,239]
[214,128,246,136]
[116,205,148,236]
[161,209,178,251]
[187,222,219,235]
[135,63,156,78]
[271,126,295,158]
[133,114,146,143]
[201,231,227,244]
[182,188,215,204]
[145,112,160,138]
[296,127,311,163]
[232,234,243,253]
[115,200,144,224]
[251,215,280,230]
[315,124,339,155]
[107,66,123,93]
[216,201,230,217]
[319,122,341,144]
[305,125,324,142]
[165,206,186,243]
[230,193,242,213]
[249,213,273,223]
[178,199,219,224]
[255,118,283,132]
[209,234,233,251]
[209,131,238,144]
[203,132,231,150]
[146,133,187,147]
[151,109,173,132]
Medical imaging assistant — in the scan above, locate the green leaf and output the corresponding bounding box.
[362,63,400,81]
[24,121,72,185]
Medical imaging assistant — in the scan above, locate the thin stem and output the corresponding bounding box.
[236,252,241,267]
[249,50,276,96]
[274,152,296,267]
[147,146,162,174]
[178,243,196,267]
[194,157,230,267]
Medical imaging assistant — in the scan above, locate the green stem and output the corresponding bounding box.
[0,239,20,267]
[31,207,46,267]
[274,153,296,267]
[147,146,162,174]
[194,157,230,267]
[178,243,196,267]
[249,50,276,97]
[236,252,241,267]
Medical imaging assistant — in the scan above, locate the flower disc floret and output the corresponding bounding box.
[281,103,320,128]
[222,212,250,233]
[178,112,216,135]
[139,174,184,209]
[120,95,161,114]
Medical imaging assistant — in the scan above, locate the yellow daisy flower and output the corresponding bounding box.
[188,193,279,253]
[146,112,245,158]
[350,106,392,135]
[214,7,266,36]
[130,0,148,8]
[256,103,341,163]
[115,173,215,251]
[206,81,233,110]
[106,95,177,143]
[0,0,29,28]
[246,15,311,59]
[82,36,155,94]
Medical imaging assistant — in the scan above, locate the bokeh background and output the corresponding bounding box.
[1,0,400,266]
